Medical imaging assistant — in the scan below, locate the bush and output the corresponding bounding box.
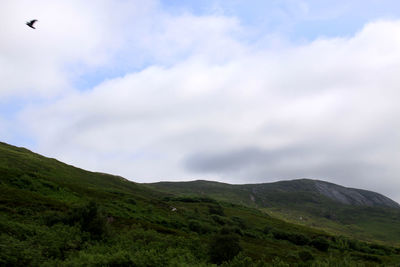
[209,234,242,264]
[126,198,136,205]
[211,215,227,225]
[368,243,394,255]
[219,226,243,236]
[310,236,330,251]
[221,252,268,267]
[351,252,382,263]
[263,225,273,234]
[42,211,65,226]
[188,220,213,234]
[231,216,247,229]
[66,201,108,240]
[208,205,225,216]
[272,230,310,246]
[298,250,314,262]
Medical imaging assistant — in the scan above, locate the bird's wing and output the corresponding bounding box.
[31,20,38,25]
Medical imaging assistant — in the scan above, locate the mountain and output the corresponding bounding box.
[149,179,400,244]
[1,141,400,266]
[150,179,400,208]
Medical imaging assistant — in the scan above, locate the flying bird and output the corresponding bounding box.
[26,19,38,29]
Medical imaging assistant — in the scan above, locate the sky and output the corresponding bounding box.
[2,0,400,202]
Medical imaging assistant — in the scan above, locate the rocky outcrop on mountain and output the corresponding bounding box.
[312,180,400,208]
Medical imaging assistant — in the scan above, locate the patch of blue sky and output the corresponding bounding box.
[0,104,36,149]
[72,67,123,91]
[160,0,400,42]
[0,98,26,116]
[70,58,158,91]
[2,131,37,151]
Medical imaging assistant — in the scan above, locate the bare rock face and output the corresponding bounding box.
[312,180,400,208]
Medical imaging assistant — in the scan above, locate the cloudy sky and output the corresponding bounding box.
[2,0,400,202]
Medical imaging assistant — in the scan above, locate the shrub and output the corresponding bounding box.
[232,227,244,236]
[176,197,200,203]
[211,215,226,225]
[263,225,273,234]
[351,252,382,263]
[208,205,225,216]
[298,250,314,262]
[221,252,268,267]
[126,198,136,205]
[42,211,65,226]
[188,220,212,234]
[231,216,247,229]
[272,230,310,246]
[209,234,242,264]
[219,226,243,236]
[188,220,202,233]
[310,236,330,252]
[66,201,108,240]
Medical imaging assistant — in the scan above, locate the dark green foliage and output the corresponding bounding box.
[219,226,243,236]
[220,253,268,267]
[298,250,314,262]
[231,216,247,229]
[220,226,243,236]
[65,201,108,240]
[0,234,39,267]
[208,204,225,216]
[209,233,242,264]
[310,236,330,251]
[42,211,65,226]
[188,220,212,234]
[126,198,136,205]
[211,214,227,225]
[351,252,382,263]
[368,243,394,255]
[272,230,310,245]
[188,220,202,233]
[164,196,217,204]
[263,225,273,234]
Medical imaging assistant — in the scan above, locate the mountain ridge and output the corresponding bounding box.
[150,178,400,209]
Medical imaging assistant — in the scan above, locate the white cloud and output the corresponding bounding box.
[17,15,400,203]
[2,0,400,202]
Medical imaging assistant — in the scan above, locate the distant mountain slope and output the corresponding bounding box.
[307,179,399,208]
[240,179,400,208]
[149,179,400,244]
[149,179,400,209]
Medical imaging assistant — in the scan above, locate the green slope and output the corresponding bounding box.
[149,180,400,245]
[1,141,400,266]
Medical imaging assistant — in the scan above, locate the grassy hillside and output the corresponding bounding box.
[1,142,400,266]
[149,180,400,245]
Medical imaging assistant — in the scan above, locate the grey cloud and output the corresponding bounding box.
[183,144,387,187]
[184,147,273,172]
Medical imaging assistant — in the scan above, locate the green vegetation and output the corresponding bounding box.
[150,180,400,245]
[1,141,400,266]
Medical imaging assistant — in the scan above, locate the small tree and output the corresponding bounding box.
[66,201,108,240]
[310,236,330,252]
[208,205,225,216]
[209,233,242,264]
